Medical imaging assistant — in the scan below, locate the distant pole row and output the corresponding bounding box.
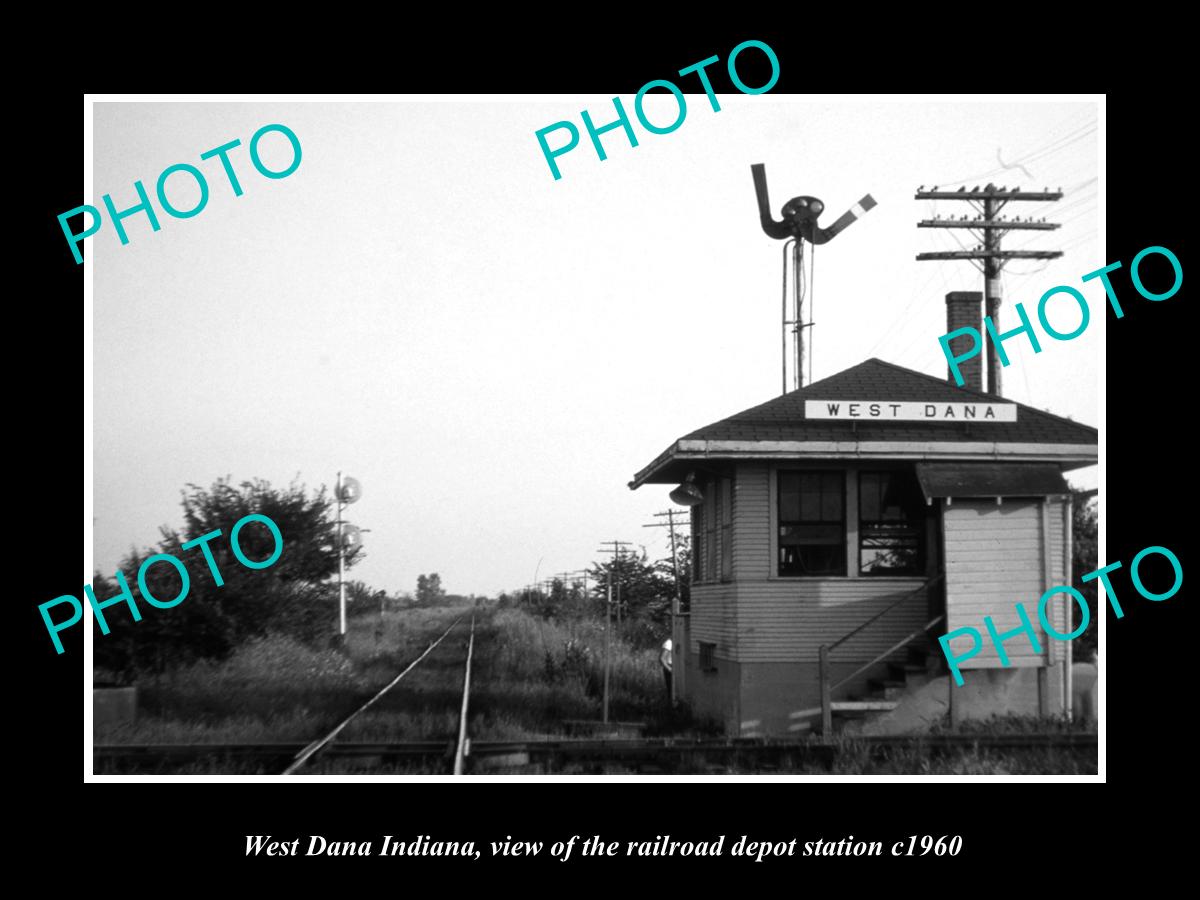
[644,509,687,704]
[517,512,689,722]
[594,540,633,724]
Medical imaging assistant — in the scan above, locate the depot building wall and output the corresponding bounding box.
[735,660,890,737]
[950,662,1066,723]
[681,653,896,737]
[684,659,1070,735]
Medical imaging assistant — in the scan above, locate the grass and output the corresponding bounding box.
[94,602,680,772]
[94,605,472,746]
[336,607,672,744]
[94,604,1095,775]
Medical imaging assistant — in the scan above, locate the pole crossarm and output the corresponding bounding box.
[916,250,1064,261]
[915,180,1066,397]
[915,190,1063,201]
[918,220,1060,231]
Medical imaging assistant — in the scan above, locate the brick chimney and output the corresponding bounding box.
[945,291,984,392]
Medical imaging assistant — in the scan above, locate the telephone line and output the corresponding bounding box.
[936,118,1097,187]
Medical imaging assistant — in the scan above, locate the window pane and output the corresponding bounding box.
[821,475,843,521]
[778,470,846,576]
[860,472,881,521]
[779,542,844,576]
[858,470,925,575]
[780,523,843,545]
[799,475,821,521]
[861,545,920,573]
[881,472,905,519]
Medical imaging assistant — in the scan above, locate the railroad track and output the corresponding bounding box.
[95,732,1097,775]
[276,611,479,775]
[94,609,479,776]
[94,608,1096,774]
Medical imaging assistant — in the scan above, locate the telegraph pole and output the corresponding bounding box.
[643,510,686,613]
[555,572,574,608]
[595,539,633,724]
[644,510,687,703]
[336,472,346,639]
[915,184,1063,396]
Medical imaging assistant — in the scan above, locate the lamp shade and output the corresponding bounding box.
[338,476,362,505]
[669,481,704,507]
[340,523,363,551]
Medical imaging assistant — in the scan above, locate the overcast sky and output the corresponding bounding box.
[91,97,1100,597]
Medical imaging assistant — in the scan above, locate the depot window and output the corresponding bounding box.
[692,476,733,585]
[858,470,926,576]
[778,471,846,576]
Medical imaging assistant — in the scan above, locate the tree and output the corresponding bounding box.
[345,580,391,617]
[93,476,352,680]
[656,533,691,613]
[1072,493,1098,660]
[587,548,675,646]
[416,573,447,605]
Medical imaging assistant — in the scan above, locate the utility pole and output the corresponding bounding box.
[555,572,574,607]
[915,183,1063,396]
[595,539,633,724]
[644,509,687,703]
[644,510,686,604]
[566,569,589,605]
[336,471,346,639]
[615,553,623,628]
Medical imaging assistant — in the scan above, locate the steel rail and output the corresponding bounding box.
[281,613,466,775]
[453,614,476,775]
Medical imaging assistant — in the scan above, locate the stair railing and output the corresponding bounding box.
[818,574,944,735]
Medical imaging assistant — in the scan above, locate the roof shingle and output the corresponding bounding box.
[680,358,1097,446]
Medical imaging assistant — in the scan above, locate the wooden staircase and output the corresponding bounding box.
[829,641,942,731]
[781,641,944,736]
[812,576,946,736]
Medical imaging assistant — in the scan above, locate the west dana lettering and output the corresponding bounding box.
[535,40,780,181]
[40,513,283,654]
[938,245,1182,386]
[811,401,1010,421]
[58,124,302,265]
[939,543,1182,685]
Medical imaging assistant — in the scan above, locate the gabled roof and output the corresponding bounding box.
[630,358,1097,488]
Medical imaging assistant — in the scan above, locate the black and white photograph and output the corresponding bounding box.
[73,92,1112,780]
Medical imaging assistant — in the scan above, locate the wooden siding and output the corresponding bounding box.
[944,499,1054,666]
[727,462,932,663]
[734,464,771,580]
[733,577,931,663]
[690,583,736,657]
[1044,496,1070,661]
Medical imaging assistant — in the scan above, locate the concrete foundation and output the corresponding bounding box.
[949,664,1065,725]
[684,656,741,733]
[684,657,899,736]
[684,658,1069,736]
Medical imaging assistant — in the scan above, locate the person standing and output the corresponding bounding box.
[660,638,673,703]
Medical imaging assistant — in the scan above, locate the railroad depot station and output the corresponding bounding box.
[630,291,1097,737]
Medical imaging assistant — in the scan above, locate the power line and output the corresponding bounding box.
[864,256,947,357]
[892,262,957,370]
[937,118,1097,187]
[593,539,633,724]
